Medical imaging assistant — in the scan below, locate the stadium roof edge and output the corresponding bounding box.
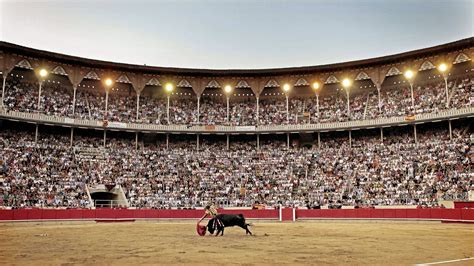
[0,37,472,77]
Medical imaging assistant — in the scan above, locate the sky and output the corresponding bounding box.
[0,0,472,69]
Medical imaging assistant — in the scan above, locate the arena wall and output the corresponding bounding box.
[453,201,474,209]
[0,208,472,222]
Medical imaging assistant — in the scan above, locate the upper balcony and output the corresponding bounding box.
[1,38,473,133]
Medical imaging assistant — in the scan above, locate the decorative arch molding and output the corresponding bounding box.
[0,53,20,77]
[177,79,192,88]
[355,71,370,81]
[294,78,309,86]
[84,70,101,80]
[206,79,221,88]
[418,60,436,71]
[116,74,131,83]
[264,79,279,88]
[325,75,339,84]
[236,80,250,88]
[16,59,33,69]
[146,77,161,86]
[453,52,470,64]
[386,66,402,77]
[51,65,68,76]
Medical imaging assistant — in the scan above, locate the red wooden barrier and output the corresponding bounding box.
[296,208,474,221]
[281,208,293,221]
[0,208,473,222]
[454,201,474,209]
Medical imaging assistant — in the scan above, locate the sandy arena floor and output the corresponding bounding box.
[0,221,473,265]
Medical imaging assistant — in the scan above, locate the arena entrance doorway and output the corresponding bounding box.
[88,185,129,208]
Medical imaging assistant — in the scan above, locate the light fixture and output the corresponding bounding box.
[312,82,320,90]
[342,78,351,88]
[104,78,113,87]
[165,83,174,92]
[404,70,414,79]
[438,63,447,73]
[39,69,48,78]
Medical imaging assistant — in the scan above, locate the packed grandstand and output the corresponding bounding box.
[0,39,473,210]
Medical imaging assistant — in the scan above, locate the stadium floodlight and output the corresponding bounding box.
[282,83,291,122]
[165,83,174,93]
[438,63,448,73]
[36,69,48,110]
[312,82,320,91]
[312,82,320,122]
[342,78,351,88]
[39,69,48,78]
[104,78,113,87]
[341,78,351,116]
[438,63,450,108]
[224,85,232,94]
[404,70,415,108]
[164,83,174,124]
[223,85,233,122]
[103,78,114,118]
[404,70,414,80]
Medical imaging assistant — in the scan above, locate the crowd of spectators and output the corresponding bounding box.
[3,75,473,126]
[1,123,472,209]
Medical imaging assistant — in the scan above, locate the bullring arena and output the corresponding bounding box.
[1,1,474,264]
[1,220,473,265]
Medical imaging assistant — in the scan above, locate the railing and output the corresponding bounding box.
[94,199,128,208]
[1,107,473,133]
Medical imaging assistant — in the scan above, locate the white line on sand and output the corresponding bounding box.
[414,257,474,265]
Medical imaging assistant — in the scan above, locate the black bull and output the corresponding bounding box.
[207,214,252,236]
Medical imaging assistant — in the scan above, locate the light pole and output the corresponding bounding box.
[1,74,7,107]
[224,85,233,123]
[165,83,174,124]
[342,78,351,117]
[37,69,48,111]
[404,70,415,108]
[283,83,291,123]
[312,82,320,122]
[438,63,449,108]
[104,78,113,119]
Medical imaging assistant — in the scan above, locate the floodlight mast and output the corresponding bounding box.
[404,70,415,108]
[165,83,174,124]
[37,69,48,110]
[312,82,321,122]
[282,83,291,123]
[104,78,114,118]
[342,78,351,117]
[437,63,450,108]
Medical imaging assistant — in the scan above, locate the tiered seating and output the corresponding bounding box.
[0,122,471,209]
